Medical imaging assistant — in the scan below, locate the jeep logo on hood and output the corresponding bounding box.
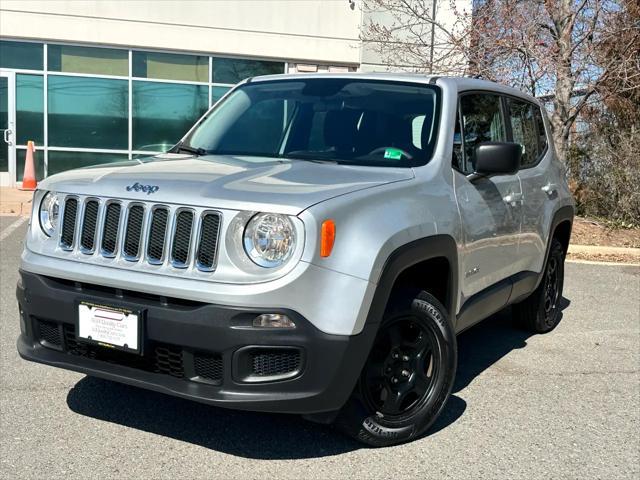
[126,182,159,194]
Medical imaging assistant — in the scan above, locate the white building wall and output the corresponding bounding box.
[0,0,362,66]
[359,0,472,73]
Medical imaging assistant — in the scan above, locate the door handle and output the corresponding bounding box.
[541,183,557,196]
[503,192,523,206]
[3,129,12,145]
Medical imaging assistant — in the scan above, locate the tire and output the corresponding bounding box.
[513,238,565,333]
[334,291,457,447]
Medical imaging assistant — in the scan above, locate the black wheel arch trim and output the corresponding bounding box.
[537,204,574,290]
[364,235,458,328]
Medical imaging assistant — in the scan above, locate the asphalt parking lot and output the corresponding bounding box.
[1,216,638,479]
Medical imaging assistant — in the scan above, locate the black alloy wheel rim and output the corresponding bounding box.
[362,316,440,417]
[543,256,561,327]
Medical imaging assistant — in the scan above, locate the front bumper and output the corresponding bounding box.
[16,271,377,414]
[20,248,375,336]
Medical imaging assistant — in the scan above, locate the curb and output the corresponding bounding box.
[566,258,640,267]
[568,244,640,255]
[567,244,639,265]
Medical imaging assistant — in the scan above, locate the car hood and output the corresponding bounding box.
[38,153,415,214]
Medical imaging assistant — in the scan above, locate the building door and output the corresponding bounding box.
[0,70,16,187]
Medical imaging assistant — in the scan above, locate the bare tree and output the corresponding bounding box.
[595,0,640,129]
[568,0,640,223]
[360,0,640,164]
[361,0,472,74]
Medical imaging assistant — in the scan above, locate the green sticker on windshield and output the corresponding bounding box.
[383,148,403,160]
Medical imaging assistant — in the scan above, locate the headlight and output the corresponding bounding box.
[243,213,296,268]
[39,191,59,237]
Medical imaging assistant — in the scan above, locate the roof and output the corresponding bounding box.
[243,72,538,103]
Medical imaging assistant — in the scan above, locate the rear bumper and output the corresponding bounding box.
[16,270,377,414]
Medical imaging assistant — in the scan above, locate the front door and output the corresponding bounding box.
[0,70,16,187]
[453,92,523,308]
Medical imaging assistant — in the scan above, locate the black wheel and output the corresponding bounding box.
[334,291,456,447]
[513,238,565,333]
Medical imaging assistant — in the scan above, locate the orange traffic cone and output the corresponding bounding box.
[21,141,37,191]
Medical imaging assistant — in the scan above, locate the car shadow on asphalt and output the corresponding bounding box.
[454,297,571,393]
[66,297,569,458]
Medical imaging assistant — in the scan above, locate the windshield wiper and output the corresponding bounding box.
[174,143,207,156]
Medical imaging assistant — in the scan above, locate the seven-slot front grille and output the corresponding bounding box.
[146,207,169,263]
[123,205,145,260]
[60,197,78,249]
[80,200,99,253]
[57,196,221,272]
[101,202,121,256]
[196,213,221,271]
[171,210,194,267]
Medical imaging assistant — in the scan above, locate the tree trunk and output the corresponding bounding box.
[549,0,575,165]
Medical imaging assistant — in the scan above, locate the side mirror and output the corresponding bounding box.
[474,142,521,176]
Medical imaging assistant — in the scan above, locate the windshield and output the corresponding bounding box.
[180,78,441,167]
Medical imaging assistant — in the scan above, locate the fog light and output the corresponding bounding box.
[253,314,296,329]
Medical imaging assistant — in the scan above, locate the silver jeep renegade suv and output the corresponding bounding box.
[17,74,574,446]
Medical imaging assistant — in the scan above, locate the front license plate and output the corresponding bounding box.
[77,301,141,353]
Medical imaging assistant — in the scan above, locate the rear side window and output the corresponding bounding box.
[534,107,548,156]
[507,98,548,168]
[507,99,538,167]
[456,93,506,174]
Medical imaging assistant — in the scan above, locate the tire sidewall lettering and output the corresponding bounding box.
[362,416,414,440]
[412,299,446,332]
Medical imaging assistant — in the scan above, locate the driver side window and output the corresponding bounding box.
[455,93,506,175]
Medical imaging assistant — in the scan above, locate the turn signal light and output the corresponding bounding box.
[320,219,336,257]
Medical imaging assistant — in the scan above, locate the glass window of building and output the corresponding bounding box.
[15,74,45,181]
[0,38,291,182]
[211,85,231,104]
[16,150,45,182]
[47,151,130,176]
[133,51,208,82]
[16,74,44,145]
[48,76,128,149]
[212,57,284,84]
[132,81,208,151]
[48,44,128,76]
[0,40,43,70]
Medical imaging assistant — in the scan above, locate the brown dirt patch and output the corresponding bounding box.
[570,216,640,248]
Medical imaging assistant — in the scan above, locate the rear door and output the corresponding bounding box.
[453,92,523,302]
[505,97,555,274]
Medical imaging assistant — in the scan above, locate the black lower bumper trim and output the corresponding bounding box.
[16,270,378,414]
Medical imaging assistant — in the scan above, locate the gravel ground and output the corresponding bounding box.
[1,222,638,479]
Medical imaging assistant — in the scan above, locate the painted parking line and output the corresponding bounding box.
[0,216,28,242]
